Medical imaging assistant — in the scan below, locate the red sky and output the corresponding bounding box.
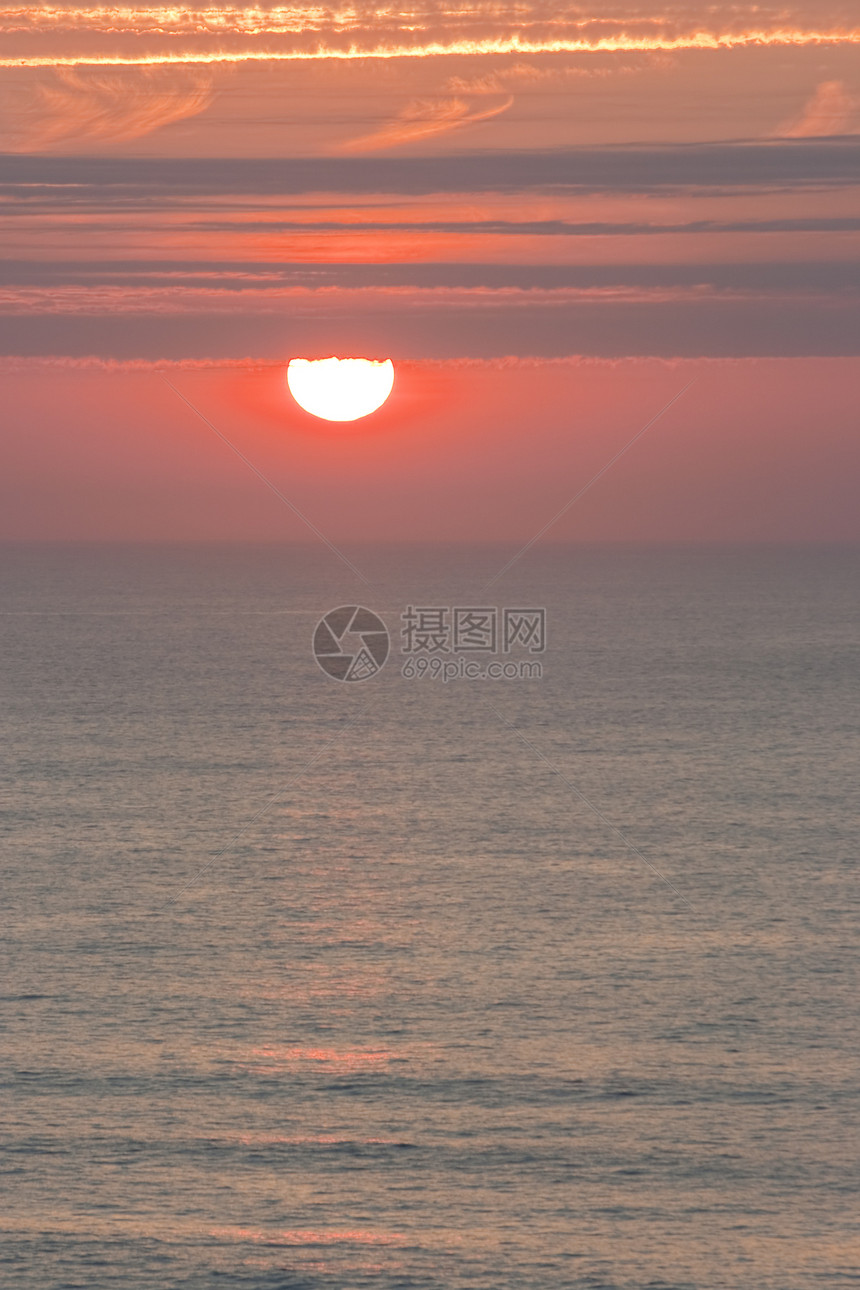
[0,1,858,542]
[2,356,857,542]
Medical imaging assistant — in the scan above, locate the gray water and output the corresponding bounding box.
[1,543,858,1289]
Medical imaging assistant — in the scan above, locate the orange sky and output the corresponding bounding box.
[0,1,857,541]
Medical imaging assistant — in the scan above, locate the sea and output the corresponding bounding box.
[1,542,857,1290]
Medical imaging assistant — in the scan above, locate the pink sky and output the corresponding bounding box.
[0,0,857,543]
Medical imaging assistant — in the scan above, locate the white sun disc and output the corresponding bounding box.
[287,357,395,421]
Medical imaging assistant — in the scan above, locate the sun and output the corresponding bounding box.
[287,357,395,421]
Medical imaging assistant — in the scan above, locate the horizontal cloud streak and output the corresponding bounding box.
[2,131,855,363]
[1,296,857,358]
[2,260,858,294]
[2,2,858,65]
[51,217,858,237]
[6,2,854,37]
[3,141,859,201]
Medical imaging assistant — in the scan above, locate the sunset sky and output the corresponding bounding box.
[1,1,858,542]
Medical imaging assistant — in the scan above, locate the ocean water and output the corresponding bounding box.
[1,543,858,1290]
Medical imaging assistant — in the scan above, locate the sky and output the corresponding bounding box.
[0,1,858,542]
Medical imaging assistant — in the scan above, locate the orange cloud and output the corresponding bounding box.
[18,66,216,148]
[39,65,215,147]
[779,80,858,137]
[336,94,514,154]
[1,7,859,67]
[444,60,644,93]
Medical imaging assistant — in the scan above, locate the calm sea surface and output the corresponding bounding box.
[1,544,858,1289]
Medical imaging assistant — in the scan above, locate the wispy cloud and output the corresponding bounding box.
[337,94,513,154]
[444,59,646,93]
[358,57,646,153]
[14,66,216,150]
[779,80,858,137]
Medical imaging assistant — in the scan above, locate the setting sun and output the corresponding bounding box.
[287,357,395,422]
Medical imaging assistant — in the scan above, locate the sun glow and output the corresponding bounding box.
[287,356,394,422]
